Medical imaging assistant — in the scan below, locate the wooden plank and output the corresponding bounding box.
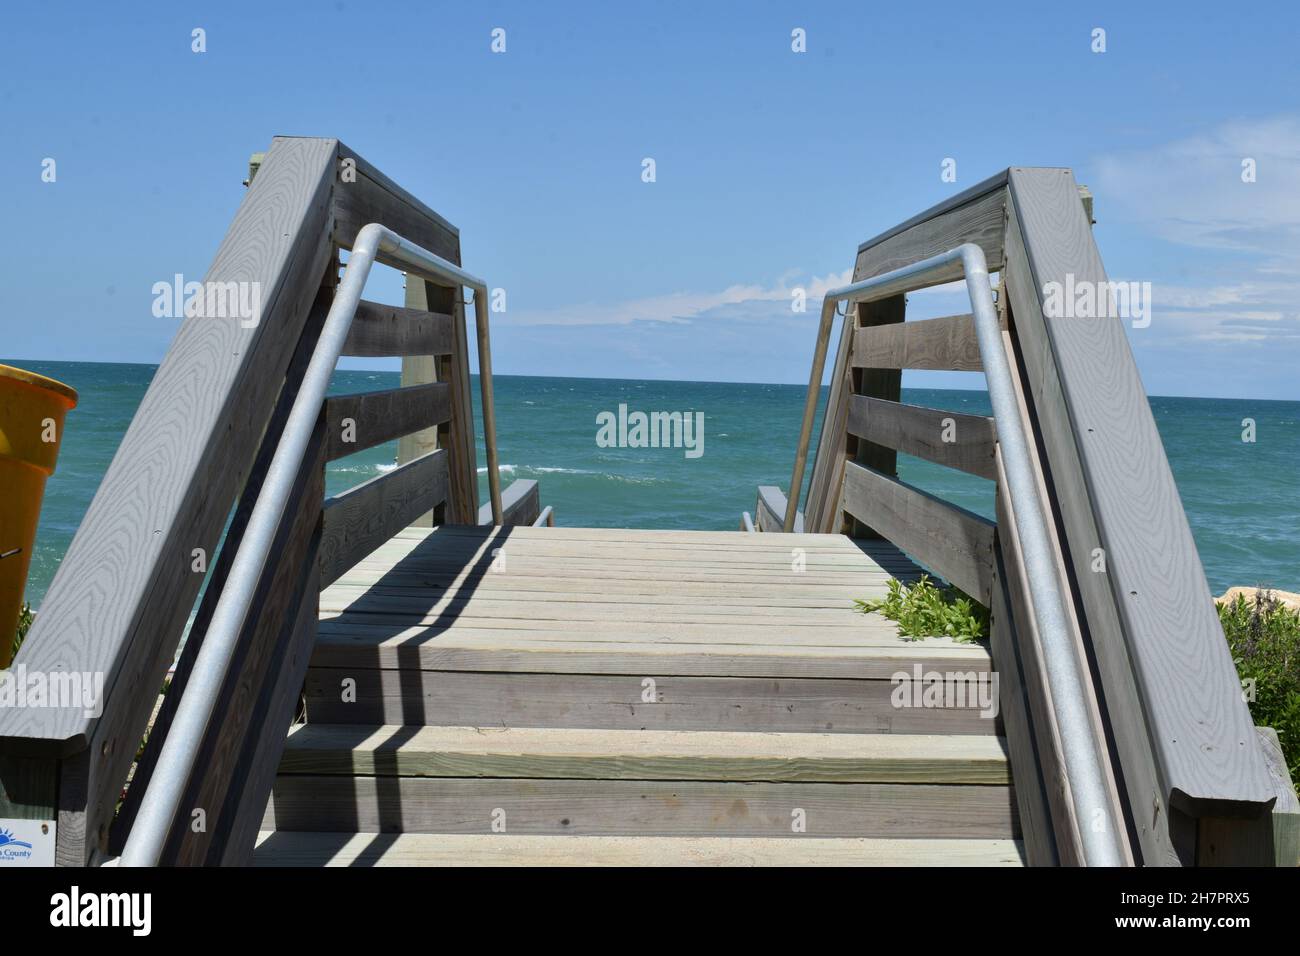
[846,295,907,539]
[1004,189,1182,866]
[308,634,991,682]
[803,309,860,532]
[1259,727,1300,867]
[110,280,332,857]
[1006,167,1273,856]
[324,382,450,460]
[0,136,338,866]
[840,462,995,603]
[847,395,996,480]
[280,725,1011,783]
[254,832,1027,867]
[331,140,460,263]
[218,558,321,865]
[401,277,478,527]
[754,485,804,533]
[992,328,1132,865]
[302,669,1000,735]
[987,552,1058,865]
[340,299,454,357]
[0,754,56,820]
[1197,727,1300,866]
[265,776,1019,838]
[478,479,539,526]
[855,174,1009,281]
[162,423,326,865]
[851,313,988,371]
[318,449,450,586]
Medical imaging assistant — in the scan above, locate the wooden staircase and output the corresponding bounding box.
[253,524,1023,866]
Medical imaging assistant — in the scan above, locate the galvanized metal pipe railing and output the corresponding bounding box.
[120,223,502,866]
[785,243,1125,867]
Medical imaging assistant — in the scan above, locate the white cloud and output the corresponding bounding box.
[1094,115,1300,347]
[501,268,853,327]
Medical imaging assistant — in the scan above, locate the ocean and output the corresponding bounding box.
[10,360,1299,607]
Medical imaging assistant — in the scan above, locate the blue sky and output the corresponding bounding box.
[3,0,1298,398]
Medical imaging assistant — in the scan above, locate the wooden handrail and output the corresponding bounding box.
[769,166,1282,865]
[1,136,529,866]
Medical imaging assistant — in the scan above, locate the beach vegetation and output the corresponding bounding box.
[855,576,989,643]
[1218,590,1300,779]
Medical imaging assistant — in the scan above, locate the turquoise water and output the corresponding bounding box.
[9,360,1298,606]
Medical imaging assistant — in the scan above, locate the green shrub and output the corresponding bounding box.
[1218,590,1300,781]
[10,602,33,662]
[855,575,989,643]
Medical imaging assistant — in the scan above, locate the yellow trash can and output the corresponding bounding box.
[0,364,77,668]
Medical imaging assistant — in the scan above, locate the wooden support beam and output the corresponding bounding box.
[0,136,338,865]
[1005,167,1274,862]
[754,486,804,533]
[319,449,450,586]
[840,461,994,604]
[324,383,451,460]
[854,172,1009,281]
[341,300,454,357]
[478,479,541,527]
[846,395,996,480]
[852,312,998,372]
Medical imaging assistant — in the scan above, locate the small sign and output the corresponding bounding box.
[0,819,56,866]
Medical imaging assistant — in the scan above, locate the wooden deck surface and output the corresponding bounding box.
[316,524,991,670]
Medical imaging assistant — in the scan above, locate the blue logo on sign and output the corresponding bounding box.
[0,829,33,851]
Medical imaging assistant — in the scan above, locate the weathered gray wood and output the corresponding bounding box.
[331,141,460,263]
[162,423,326,865]
[846,295,907,539]
[218,558,321,865]
[265,776,1019,839]
[754,486,804,533]
[855,174,1009,281]
[324,383,450,460]
[0,754,56,821]
[401,278,478,526]
[310,632,989,681]
[478,479,540,526]
[110,280,332,858]
[987,551,1058,866]
[846,395,996,480]
[341,299,454,357]
[840,461,995,603]
[1196,727,1298,866]
[991,330,1132,866]
[0,136,338,865]
[302,668,1000,735]
[1259,727,1300,867]
[318,449,449,586]
[254,832,1026,867]
[803,310,859,532]
[1006,167,1274,859]
[851,313,990,371]
[280,724,1010,783]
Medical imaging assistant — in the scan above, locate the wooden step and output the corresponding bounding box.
[253,832,1026,867]
[264,725,1018,839]
[278,724,1012,783]
[304,667,1001,733]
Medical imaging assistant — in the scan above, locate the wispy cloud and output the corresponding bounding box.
[501,268,853,327]
[1094,115,1300,348]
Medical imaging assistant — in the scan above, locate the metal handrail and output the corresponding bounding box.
[119,223,503,866]
[785,242,1125,866]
